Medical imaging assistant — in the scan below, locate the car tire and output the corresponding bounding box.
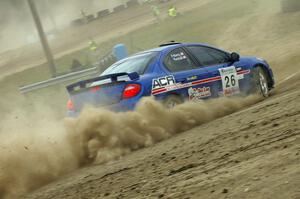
[253,67,269,97]
[163,95,183,108]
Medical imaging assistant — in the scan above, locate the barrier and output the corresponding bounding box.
[113,5,126,13]
[86,14,96,22]
[19,67,99,94]
[127,0,139,7]
[19,44,128,94]
[281,0,300,12]
[97,9,111,19]
[71,18,85,26]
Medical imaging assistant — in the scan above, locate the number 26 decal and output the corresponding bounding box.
[219,66,240,96]
[225,75,236,88]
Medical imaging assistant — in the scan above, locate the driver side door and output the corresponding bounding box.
[159,47,212,100]
[185,45,244,97]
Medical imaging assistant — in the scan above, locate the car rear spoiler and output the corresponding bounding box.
[66,72,139,93]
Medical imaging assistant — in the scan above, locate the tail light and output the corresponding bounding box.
[122,84,141,99]
[90,86,101,93]
[67,99,75,111]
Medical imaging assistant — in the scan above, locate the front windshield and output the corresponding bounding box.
[101,52,158,76]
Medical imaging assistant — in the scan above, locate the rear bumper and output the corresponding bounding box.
[66,99,137,117]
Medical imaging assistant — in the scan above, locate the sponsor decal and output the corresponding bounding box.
[219,66,240,96]
[187,75,197,81]
[152,75,176,90]
[223,87,240,96]
[151,69,250,96]
[237,74,244,80]
[188,87,211,101]
[170,52,187,61]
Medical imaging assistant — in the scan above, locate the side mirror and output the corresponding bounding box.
[230,52,240,62]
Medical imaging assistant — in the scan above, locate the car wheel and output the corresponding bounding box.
[163,95,183,108]
[253,67,269,97]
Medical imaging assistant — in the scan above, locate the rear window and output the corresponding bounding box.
[101,52,158,76]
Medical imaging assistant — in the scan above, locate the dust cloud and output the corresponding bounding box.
[0,0,129,53]
[0,112,79,199]
[0,96,260,199]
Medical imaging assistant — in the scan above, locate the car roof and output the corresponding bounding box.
[136,42,220,54]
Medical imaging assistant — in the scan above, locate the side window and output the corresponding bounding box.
[187,46,230,66]
[164,48,195,72]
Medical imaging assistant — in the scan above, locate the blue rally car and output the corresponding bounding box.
[66,42,275,115]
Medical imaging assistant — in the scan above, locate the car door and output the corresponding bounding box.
[185,45,246,97]
[156,47,213,100]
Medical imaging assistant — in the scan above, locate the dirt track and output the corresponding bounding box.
[1,0,299,198]
[25,73,300,199]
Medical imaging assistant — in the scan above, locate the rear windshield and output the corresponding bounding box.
[101,52,158,76]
